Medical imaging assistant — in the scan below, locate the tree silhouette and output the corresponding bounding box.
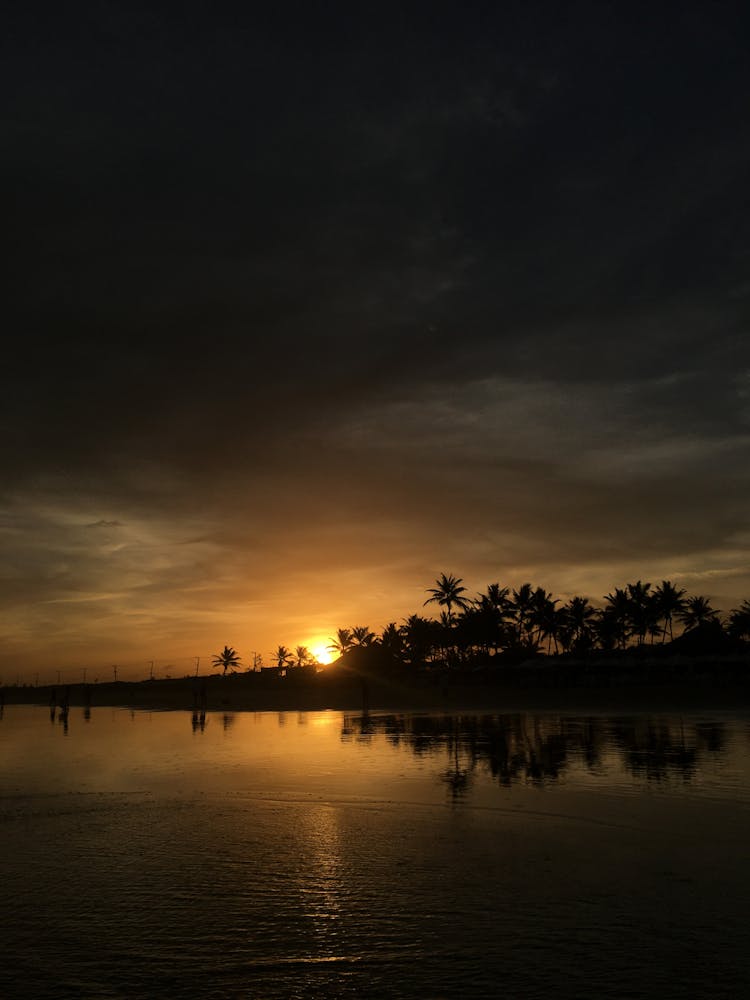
[509,583,536,645]
[530,587,558,653]
[625,581,655,646]
[212,645,241,676]
[436,609,459,664]
[328,628,354,658]
[603,587,632,649]
[273,645,293,669]
[351,625,376,647]
[484,582,510,612]
[562,596,597,653]
[294,645,312,668]
[380,623,406,660]
[474,584,511,655]
[728,599,750,641]
[678,595,719,630]
[653,580,687,643]
[400,614,438,667]
[424,573,470,621]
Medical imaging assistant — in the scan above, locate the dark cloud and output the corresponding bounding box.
[3,3,750,675]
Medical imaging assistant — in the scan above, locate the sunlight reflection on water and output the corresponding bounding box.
[1,706,750,998]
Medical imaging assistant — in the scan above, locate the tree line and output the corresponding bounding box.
[213,573,750,675]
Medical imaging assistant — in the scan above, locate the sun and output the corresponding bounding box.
[310,641,333,666]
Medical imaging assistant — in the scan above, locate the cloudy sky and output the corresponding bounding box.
[3,3,750,681]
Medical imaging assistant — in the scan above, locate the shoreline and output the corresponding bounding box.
[4,665,750,715]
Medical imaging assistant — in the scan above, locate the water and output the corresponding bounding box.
[1,705,750,999]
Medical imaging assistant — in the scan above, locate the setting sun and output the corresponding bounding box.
[309,641,333,666]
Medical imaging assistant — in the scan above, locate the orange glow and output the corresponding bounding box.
[309,641,333,665]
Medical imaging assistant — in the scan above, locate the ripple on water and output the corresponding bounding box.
[1,707,750,998]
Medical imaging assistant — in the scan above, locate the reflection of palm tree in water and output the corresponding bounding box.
[341,713,724,788]
[613,718,700,781]
[357,705,374,741]
[442,718,472,801]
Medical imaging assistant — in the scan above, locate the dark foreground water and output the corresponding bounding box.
[1,705,749,999]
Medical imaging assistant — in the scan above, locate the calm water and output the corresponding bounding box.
[2,705,750,999]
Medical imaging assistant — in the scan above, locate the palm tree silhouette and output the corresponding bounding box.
[653,580,687,643]
[475,584,511,655]
[625,581,656,646]
[328,628,354,658]
[562,596,597,653]
[380,623,405,660]
[212,645,241,676]
[510,583,535,645]
[424,573,470,622]
[274,645,293,669]
[529,587,557,652]
[400,614,438,667]
[351,625,376,647]
[728,599,750,640]
[294,645,312,668]
[484,582,510,612]
[603,587,633,649]
[678,596,719,630]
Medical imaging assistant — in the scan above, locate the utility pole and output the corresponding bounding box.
[194,656,200,676]
[148,660,154,680]
[113,664,118,682]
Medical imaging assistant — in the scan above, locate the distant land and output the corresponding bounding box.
[5,643,750,714]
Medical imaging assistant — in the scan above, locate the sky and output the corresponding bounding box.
[3,2,750,682]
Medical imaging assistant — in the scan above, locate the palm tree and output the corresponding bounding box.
[327,628,354,658]
[273,645,293,669]
[294,645,312,668]
[351,625,376,647]
[484,582,510,613]
[436,609,460,664]
[529,587,557,652]
[509,583,535,645]
[593,606,623,652]
[212,645,241,676]
[380,623,405,660]
[562,596,597,653]
[678,596,719,630]
[424,573,470,622]
[603,587,633,649]
[625,581,655,646]
[728,600,750,641]
[652,580,687,643]
[400,614,438,667]
[475,584,511,655]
